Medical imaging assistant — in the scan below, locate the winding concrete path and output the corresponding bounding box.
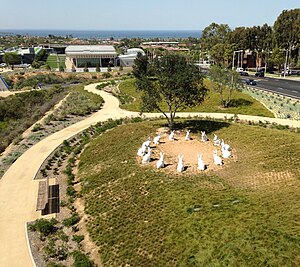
[1,82,300,267]
[0,84,134,267]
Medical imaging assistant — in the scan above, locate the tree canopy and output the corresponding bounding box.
[3,52,20,68]
[274,9,300,49]
[200,8,299,69]
[133,53,207,129]
[209,65,243,108]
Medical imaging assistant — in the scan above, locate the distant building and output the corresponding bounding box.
[118,48,145,67]
[65,45,117,69]
[0,46,42,64]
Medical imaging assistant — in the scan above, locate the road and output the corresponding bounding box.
[244,76,300,99]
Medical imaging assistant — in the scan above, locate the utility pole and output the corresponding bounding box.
[56,53,60,71]
[284,48,289,78]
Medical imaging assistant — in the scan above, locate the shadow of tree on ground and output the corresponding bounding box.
[229,98,253,107]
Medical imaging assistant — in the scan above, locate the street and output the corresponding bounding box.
[244,76,300,99]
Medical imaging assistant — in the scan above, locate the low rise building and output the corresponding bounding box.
[65,45,117,69]
[118,48,145,67]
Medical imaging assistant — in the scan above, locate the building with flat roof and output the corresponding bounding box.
[65,45,117,69]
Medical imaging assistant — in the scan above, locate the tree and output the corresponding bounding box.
[269,47,285,70]
[209,65,243,108]
[274,9,300,50]
[201,23,231,51]
[274,9,300,69]
[96,63,100,72]
[210,43,234,66]
[3,52,20,69]
[133,53,207,129]
[83,63,89,72]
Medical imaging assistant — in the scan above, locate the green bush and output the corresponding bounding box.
[28,218,58,236]
[102,72,111,79]
[71,251,94,267]
[73,235,84,243]
[14,74,65,89]
[31,123,43,132]
[63,213,80,227]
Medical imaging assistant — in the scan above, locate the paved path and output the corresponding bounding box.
[0,84,134,267]
[1,82,300,267]
[0,89,41,98]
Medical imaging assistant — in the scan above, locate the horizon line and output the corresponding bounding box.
[0,29,201,32]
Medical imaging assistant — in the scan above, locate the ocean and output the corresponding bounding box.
[0,29,200,39]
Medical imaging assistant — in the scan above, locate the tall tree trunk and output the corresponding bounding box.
[169,108,174,130]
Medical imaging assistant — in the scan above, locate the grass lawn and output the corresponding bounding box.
[78,119,300,266]
[46,54,66,69]
[118,78,274,117]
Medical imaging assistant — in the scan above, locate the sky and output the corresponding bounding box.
[1,0,299,31]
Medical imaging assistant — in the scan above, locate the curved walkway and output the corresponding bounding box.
[1,83,300,267]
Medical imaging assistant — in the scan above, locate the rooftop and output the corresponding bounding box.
[65,45,117,56]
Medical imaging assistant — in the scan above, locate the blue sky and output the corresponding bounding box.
[1,0,299,30]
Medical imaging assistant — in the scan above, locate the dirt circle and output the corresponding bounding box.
[138,128,234,174]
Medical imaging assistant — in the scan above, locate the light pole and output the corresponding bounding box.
[232,50,243,70]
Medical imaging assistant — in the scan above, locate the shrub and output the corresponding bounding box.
[63,213,80,227]
[103,72,111,79]
[71,251,94,267]
[32,123,43,132]
[73,235,84,243]
[28,218,58,236]
[96,64,100,72]
[66,186,76,197]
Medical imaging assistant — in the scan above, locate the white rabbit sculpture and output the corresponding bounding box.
[156,152,165,169]
[201,131,208,142]
[213,150,223,165]
[169,130,175,141]
[221,146,231,158]
[137,144,147,157]
[142,147,152,163]
[197,154,205,171]
[177,155,185,172]
[221,139,231,151]
[213,134,221,146]
[142,137,151,148]
[185,130,191,141]
[153,134,161,145]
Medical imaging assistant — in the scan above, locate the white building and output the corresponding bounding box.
[65,45,118,69]
[118,48,145,67]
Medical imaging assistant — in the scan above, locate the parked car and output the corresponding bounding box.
[255,71,264,77]
[236,67,244,72]
[245,79,256,85]
[0,63,6,67]
[239,71,249,76]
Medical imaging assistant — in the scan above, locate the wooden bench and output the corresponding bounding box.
[36,180,49,211]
